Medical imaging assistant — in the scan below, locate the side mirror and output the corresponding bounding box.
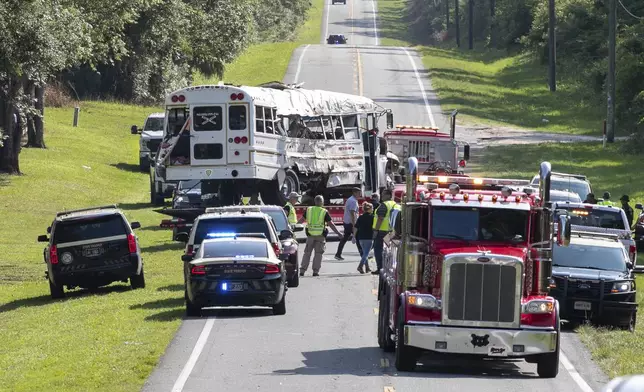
[292,224,304,232]
[386,112,394,129]
[131,125,139,134]
[636,203,643,210]
[176,233,189,243]
[279,229,294,240]
[130,221,141,229]
[556,215,572,246]
[463,145,470,161]
[47,226,51,234]
[37,235,49,242]
[627,261,634,270]
[181,254,193,262]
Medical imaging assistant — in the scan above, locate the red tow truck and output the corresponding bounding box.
[377,157,572,378]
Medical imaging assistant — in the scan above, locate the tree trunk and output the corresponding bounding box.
[25,79,37,147]
[32,84,46,148]
[0,79,23,174]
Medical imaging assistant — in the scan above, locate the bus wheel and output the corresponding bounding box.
[261,169,299,205]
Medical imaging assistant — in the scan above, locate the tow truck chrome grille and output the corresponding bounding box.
[442,255,522,328]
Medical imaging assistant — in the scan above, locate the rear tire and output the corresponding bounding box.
[273,294,287,315]
[394,304,418,371]
[287,271,300,288]
[621,312,636,332]
[49,279,65,299]
[261,169,299,206]
[130,267,146,289]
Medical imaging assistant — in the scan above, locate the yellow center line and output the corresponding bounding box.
[384,387,395,392]
[373,307,379,315]
[371,288,378,295]
[357,48,363,96]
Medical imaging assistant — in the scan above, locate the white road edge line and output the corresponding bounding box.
[560,351,595,392]
[370,0,379,46]
[171,318,215,392]
[400,47,436,128]
[323,0,330,44]
[294,44,311,84]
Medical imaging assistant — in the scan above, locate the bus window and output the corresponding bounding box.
[303,118,326,140]
[229,105,247,130]
[331,116,345,140]
[193,144,223,160]
[166,108,189,136]
[322,117,334,140]
[255,106,265,133]
[265,107,275,134]
[193,106,223,131]
[341,115,359,140]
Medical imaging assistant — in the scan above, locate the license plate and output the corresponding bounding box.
[82,247,105,257]
[222,282,244,292]
[574,301,592,311]
[488,346,508,357]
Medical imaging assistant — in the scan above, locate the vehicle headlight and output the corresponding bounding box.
[522,300,554,314]
[175,197,185,204]
[611,281,632,293]
[141,140,148,148]
[407,294,441,310]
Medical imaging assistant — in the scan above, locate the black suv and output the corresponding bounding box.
[549,232,637,331]
[38,205,145,298]
[327,34,347,44]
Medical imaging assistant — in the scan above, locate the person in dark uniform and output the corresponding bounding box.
[621,195,634,228]
[583,193,597,204]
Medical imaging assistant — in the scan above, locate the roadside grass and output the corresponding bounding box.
[376,0,608,136]
[475,141,644,378]
[193,0,324,86]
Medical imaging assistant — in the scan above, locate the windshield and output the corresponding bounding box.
[201,240,268,259]
[54,215,126,244]
[550,192,582,203]
[194,217,271,245]
[531,176,591,200]
[431,206,529,242]
[558,206,626,230]
[178,180,201,190]
[553,243,627,272]
[144,117,164,131]
[262,209,288,232]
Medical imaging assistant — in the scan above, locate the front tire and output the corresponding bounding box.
[130,267,146,289]
[139,157,149,172]
[536,301,560,378]
[49,279,65,299]
[185,290,202,317]
[394,304,418,371]
[273,294,287,315]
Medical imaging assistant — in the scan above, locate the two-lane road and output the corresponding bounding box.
[143,1,610,391]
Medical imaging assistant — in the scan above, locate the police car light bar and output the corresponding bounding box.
[205,206,262,213]
[418,175,531,187]
[395,125,440,130]
[206,232,267,239]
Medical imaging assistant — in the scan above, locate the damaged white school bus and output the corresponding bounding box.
[154,82,394,206]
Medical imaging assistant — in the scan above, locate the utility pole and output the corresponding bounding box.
[548,0,556,91]
[468,0,474,50]
[607,0,616,142]
[455,0,461,47]
[490,0,496,48]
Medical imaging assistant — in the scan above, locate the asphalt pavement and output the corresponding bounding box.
[143,0,612,391]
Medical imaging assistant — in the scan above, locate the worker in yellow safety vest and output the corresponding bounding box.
[598,191,615,206]
[297,195,341,277]
[283,192,299,225]
[371,189,400,275]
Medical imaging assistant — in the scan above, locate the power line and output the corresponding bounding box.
[618,0,644,20]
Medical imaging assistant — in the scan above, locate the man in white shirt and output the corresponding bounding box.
[335,187,362,260]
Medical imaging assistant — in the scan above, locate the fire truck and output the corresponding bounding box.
[377,157,572,378]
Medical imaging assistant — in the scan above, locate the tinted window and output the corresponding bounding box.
[201,240,268,258]
[193,106,223,131]
[262,209,288,232]
[559,206,626,229]
[550,192,582,203]
[194,144,223,160]
[144,117,164,131]
[54,215,126,244]
[431,207,528,242]
[553,243,627,272]
[229,106,247,130]
[194,217,272,245]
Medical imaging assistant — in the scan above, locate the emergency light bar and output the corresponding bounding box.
[205,206,262,214]
[419,175,531,188]
[395,125,440,130]
[570,229,619,241]
[206,232,267,239]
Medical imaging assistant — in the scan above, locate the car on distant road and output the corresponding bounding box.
[131,112,165,171]
[38,204,144,298]
[203,205,304,287]
[327,34,347,44]
[332,0,346,4]
[549,231,637,331]
[182,235,287,317]
[530,172,592,201]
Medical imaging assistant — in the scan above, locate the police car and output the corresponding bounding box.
[182,235,287,317]
[327,34,348,44]
[553,202,638,268]
[37,205,144,298]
